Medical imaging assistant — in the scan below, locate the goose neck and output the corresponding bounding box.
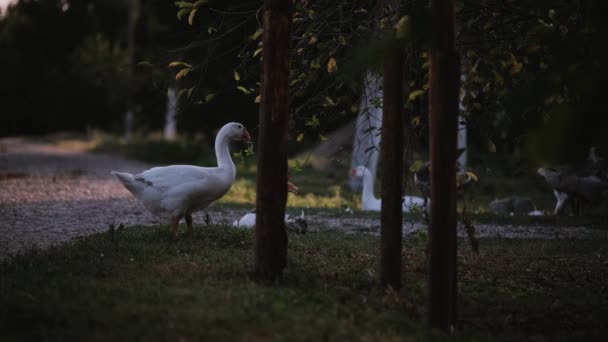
[361,169,377,202]
[215,129,236,178]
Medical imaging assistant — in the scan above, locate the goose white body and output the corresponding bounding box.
[112,122,249,222]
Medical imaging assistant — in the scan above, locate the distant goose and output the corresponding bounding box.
[538,166,608,215]
[232,182,308,233]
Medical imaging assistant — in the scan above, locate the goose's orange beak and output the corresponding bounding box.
[287,181,299,194]
[242,129,251,144]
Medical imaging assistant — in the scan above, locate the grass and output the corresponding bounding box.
[1,226,607,341]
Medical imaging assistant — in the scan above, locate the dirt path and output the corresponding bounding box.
[1,138,606,259]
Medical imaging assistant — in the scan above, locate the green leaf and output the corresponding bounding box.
[177,8,190,20]
[305,115,320,128]
[175,1,194,8]
[289,160,303,173]
[177,88,188,98]
[408,89,425,101]
[321,97,336,107]
[244,144,254,156]
[175,68,192,80]
[409,160,425,173]
[236,86,251,94]
[327,57,337,73]
[205,93,216,103]
[250,28,263,41]
[234,71,240,81]
[394,16,410,39]
[207,26,216,35]
[296,133,304,142]
[137,61,153,67]
[253,47,263,58]
[168,61,192,68]
[193,0,207,8]
[290,77,300,87]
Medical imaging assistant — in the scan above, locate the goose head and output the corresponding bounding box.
[221,122,251,144]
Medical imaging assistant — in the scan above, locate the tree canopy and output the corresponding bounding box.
[1,0,607,166]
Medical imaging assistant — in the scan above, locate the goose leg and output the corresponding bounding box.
[554,190,569,215]
[170,216,180,239]
[185,214,193,237]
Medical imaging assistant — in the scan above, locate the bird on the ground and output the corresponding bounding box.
[537,166,608,215]
[232,181,307,233]
[537,146,608,215]
[350,165,425,212]
[112,122,250,238]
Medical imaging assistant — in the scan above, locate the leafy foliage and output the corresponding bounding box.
[2,0,607,169]
[457,0,608,166]
[0,0,186,136]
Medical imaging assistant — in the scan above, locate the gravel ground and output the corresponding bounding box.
[1,137,606,260]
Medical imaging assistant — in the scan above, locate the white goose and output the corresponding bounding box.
[233,209,307,233]
[232,182,305,230]
[112,122,250,238]
[351,165,425,212]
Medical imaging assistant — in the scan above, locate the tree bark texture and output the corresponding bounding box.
[124,0,139,141]
[254,0,292,280]
[428,0,460,332]
[380,45,405,289]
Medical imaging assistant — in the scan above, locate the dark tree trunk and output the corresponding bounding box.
[428,0,460,332]
[254,0,292,280]
[380,42,405,289]
[124,0,139,141]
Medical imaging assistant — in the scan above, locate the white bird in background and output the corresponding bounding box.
[112,122,251,238]
[537,146,608,215]
[538,165,608,215]
[233,182,308,233]
[350,165,425,212]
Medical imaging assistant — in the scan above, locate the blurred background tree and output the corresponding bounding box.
[0,0,183,135]
[1,0,607,168]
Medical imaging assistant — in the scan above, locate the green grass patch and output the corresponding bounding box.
[1,227,607,341]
